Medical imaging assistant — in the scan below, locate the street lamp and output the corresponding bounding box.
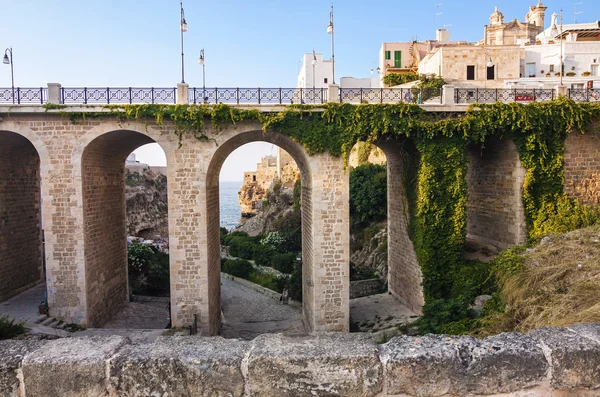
[312,50,317,103]
[484,54,494,90]
[327,5,335,84]
[180,0,188,84]
[3,47,14,104]
[198,49,206,102]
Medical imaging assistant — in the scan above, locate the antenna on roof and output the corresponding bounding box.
[574,1,583,23]
[434,3,443,29]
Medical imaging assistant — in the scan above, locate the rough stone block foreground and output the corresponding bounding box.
[2,325,600,397]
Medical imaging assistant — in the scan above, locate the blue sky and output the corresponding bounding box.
[1,0,596,179]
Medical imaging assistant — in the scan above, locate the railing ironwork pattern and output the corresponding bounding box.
[60,87,177,104]
[0,88,48,105]
[455,88,555,104]
[339,87,443,104]
[189,87,327,105]
[568,89,600,102]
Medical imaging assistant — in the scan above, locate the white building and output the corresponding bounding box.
[507,17,600,89]
[297,53,333,89]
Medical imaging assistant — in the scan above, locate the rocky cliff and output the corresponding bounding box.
[125,165,168,239]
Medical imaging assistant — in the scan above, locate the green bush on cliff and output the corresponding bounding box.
[349,164,387,229]
[222,259,254,279]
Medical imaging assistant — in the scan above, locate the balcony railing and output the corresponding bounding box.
[189,87,327,105]
[339,87,442,104]
[61,87,177,104]
[455,88,555,104]
[568,89,600,102]
[0,88,48,104]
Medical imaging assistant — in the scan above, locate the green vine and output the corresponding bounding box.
[40,98,600,304]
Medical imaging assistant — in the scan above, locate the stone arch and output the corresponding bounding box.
[372,137,425,314]
[80,125,171,327]
[0,129,44,303]
[466,136,527,250]
[204,128,313,335]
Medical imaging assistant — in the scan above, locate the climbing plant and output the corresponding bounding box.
[41,98,600,307]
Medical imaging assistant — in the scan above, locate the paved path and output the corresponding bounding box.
[0,283,45,324]
[350,293,418,332]
[220,275,306,340]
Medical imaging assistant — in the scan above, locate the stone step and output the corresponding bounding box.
[48,320,60,328]
[56,322,67,330]
[40,317,55,327]
[35,315,48,324]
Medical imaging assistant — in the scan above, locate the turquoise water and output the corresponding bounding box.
[220,181,243,230]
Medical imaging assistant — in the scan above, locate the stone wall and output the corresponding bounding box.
[0,131,43,302]
[564,129,600,205]
[4,324,600,396]
[379,139,424,314]
[349,279,384,299]
[467,136,527,250]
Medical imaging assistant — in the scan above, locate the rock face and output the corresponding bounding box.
[239,149,299,217]
[351,225,388,283]
[125,165,168,238]
[4,325,600,396]
[235,186,296,237]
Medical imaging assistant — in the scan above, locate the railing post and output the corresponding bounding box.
[40,87,44,104]
[555,84,568,99]
[236,88,240,105]
[442,84,455,106]
[47,83,62,104]
[106,88,110,104]
[258,88,261,105]
[326,84,339,104]
[176,83,189,105]
[279,88,282,105]
[83,88,88,105]
[151,88,155,104]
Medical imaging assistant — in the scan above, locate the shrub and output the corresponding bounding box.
[146,250,170,295]
[222,259,254,279]
[271,209,302,253]
[127,242,156,294]
[350,164,387,228]
[272,252,296,274]
[288,260,303,302]
[415,298,476,335]
[227,236,256,259]
[260,231,286,251]
[0,315,26,340]
[253,244,276,266]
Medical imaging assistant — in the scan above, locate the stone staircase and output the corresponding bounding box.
[34,314,68,330]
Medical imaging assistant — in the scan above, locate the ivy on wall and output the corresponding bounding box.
[41,98,600,304]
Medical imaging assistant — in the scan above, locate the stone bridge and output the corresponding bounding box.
[1,97,599,335]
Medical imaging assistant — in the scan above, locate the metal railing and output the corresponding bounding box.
[455,88,555,104]
[0,87,48,104]
[61,87,177,104]
[339,87,443,104]
[189,87,327,105]
[568,89,600,102]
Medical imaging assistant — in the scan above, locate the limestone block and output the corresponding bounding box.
[380,333,547,396]
[0,339,46,397]
[459,332,548,394]
[379,334,467,396]
[109,336,250,397]
[529,326,600,389]
[246,333,382,397]
[22,336,128,397]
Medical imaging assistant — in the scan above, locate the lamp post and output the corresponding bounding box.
[180,0,188,84]
[198,49,205,102]
[327,5,335,84]
[3,47,14,104]
[312,50,317,103]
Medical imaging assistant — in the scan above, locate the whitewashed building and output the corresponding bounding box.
[297,53,333,89]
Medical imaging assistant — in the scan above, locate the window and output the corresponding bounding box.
[466,65,475,80]
[549,64,555,72]
[591,65,599,76]
[394,51,402,68]
[487,66,495,80]
[385,51,391,60]
[324,78,328,84]
[526,62,536,77]
[253,175,256,182]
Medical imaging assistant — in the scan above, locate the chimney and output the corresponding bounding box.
[436,28,450,43]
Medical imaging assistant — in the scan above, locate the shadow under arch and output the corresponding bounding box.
[205,130,313,336]
[81,129,168,327]
[0,130,44,303]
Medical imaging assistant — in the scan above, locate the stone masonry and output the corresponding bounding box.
[467,136,527,249]
[564,128,600,205]
[4,324,600,396]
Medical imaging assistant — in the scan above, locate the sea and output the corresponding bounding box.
[220,181,243,231]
